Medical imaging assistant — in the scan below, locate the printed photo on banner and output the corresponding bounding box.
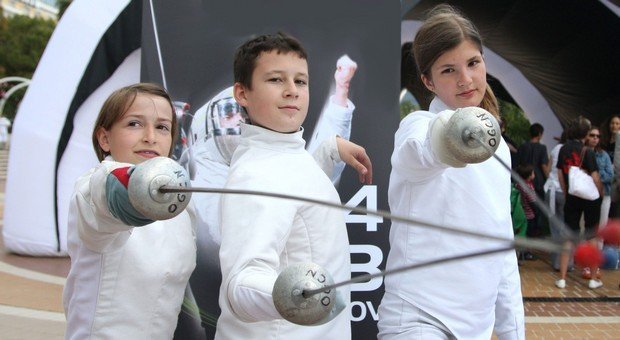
[140,0,400,338]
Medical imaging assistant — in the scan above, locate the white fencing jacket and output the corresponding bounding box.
[215,124,351,339]
[382,98,524,339]
[191,96,353,246]
[63,158,197,339]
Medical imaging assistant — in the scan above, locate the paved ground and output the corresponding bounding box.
[516,255,619,339]
[0,174,618,339]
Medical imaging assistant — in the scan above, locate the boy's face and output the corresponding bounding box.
[234,51,309,133]
[97,93,173,164]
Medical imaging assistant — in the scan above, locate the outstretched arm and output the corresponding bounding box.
[72,160,153,253]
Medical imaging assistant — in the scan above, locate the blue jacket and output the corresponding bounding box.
[595,149,613,195]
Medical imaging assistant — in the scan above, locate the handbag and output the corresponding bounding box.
[568,147,600,200]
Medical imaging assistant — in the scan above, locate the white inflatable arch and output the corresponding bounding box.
[3,0,141,255]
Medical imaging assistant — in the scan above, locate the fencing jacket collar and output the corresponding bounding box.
[239,123,306,153]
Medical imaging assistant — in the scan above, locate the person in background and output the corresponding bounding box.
[600,115,620,163]
[517,123,550,199]
[517,123,549,239]
[555,117,604,290]
[514,164,537,263]
[501,119,519,170]
[515,165,537,242]
[581,126,612,281]
[510,180,528,241]
[586,127,613,230]
[600,114,619,219]
[545,131,570,271]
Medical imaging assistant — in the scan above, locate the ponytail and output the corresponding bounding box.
[480,83,499,120]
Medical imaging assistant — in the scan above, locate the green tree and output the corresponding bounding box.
[0,15,55,78]
[58,0,73,19]
[0,14,56,120]
[499,99,530,146]
[400,100,419,120]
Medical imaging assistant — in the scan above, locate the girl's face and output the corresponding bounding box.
[610,116,620,134]
[97,93,173,164]
[586,128,600,148]
[421,40,487,110]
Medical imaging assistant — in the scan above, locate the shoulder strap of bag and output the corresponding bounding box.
[578,147,586,169]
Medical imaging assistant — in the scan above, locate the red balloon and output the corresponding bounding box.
[598,219,620,246]
[573,242,604,269]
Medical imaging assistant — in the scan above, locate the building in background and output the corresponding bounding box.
[1,0,58,21]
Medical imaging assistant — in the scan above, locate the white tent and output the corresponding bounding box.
[3,0,140,255]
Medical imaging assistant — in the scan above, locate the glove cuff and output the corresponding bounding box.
[430,110,467,168]
[106,167,154,226]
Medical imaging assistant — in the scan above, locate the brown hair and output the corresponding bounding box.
[91,83,177,161]
[600,114,620,151]
[412,4,499,118]
[566,116,591,141]
[516,163,534,180]
[234,32,308,89]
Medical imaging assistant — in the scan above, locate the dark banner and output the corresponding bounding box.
[141,1,401,338]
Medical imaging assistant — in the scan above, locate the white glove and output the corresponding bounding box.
[430,107,500,167]
[430,109,467,168]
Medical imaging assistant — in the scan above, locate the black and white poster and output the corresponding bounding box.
[140,0,400,338]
